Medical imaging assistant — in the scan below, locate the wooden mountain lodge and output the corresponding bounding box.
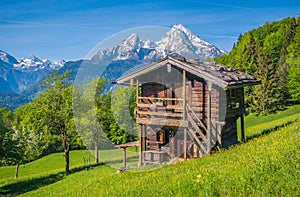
[116,56,260,166]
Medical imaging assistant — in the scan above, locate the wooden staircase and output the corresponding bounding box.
[186,104,210,156]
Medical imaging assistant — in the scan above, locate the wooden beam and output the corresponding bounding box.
[138,97,183,101]
[130,78,134,86]
[138,124,146,167]
[138,125,142,167]
[136,118,188,127]
[241,113,245,141]
[184,128,187,160]
[207,82,212,154]
[136,110,183,118]
[136,103,183,110]
[136,79,139,104]
[183,69,187,120]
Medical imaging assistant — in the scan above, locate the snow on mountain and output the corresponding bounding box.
[0,50,65,93]
[0,24,226,96]
[151,24,225,60]
[92,24,226,63]
[0,50,18,65]
[13,54,64,71]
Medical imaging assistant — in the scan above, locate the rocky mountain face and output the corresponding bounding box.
[92,24,225,63]
[0,50,64,93]
[0,24,226,110]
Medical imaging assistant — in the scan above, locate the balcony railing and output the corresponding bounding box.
[135,96,188,127]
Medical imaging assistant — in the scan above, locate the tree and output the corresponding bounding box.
[40,71,76,173]
[20,71,77,173]
[0,108,15,165]
[217,17,300,113]
[111,86,138,144]
[74,78,114,163]
[0,108,26,178]
[286,17,300,101]
[250,46,284,114]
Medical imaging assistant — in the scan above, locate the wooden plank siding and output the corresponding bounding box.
[116,56,260,165]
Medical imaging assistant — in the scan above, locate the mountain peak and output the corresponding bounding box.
[92,24,225,62]
[0,50,18,64]
[120,33,141,49]
[28,54,42,62]
[153,24,226,60]
[172,24,190,32]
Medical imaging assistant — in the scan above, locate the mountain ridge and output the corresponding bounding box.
[0,24,226,110]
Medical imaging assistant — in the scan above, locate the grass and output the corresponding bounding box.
[242,104,300,129]
[237,104,300,140]
[0,104,299,196]
[18,121,300,196]
[0,149,139,196]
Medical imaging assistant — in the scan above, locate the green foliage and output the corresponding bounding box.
[250,46,285,114]
[0,108,17,165]
[286,18,300,100]
[111,86,138,144]
[13,71,78,173]
[216,17,300,114]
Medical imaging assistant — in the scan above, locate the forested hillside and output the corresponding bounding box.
[217,17,300,114]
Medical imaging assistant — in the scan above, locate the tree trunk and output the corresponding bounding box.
[15,163,19,178]
[94,142,99,164]
[65,148,70,173]
[94,132,99,163]
[62,127,70,173]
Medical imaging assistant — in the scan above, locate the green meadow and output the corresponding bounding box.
[0,105,299,196]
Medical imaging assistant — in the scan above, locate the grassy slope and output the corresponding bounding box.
[21,121,300,196]
[0,104,299,196]
[243,104,300,128]
[237,104,300,140]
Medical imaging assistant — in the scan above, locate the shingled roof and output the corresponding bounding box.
[117,56,260,89]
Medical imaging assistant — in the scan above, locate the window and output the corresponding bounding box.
[230,89,236,98]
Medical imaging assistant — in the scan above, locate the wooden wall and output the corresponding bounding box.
[137,63,245,151]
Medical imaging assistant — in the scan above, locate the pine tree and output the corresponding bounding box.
[286,17,300,101]
[250,46,284,114]
[278,17,298,102]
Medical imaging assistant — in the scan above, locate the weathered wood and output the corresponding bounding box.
[241,113,245,141]
[187,104,207,131]
[138,96,183,101]
[184,128,187,160]
[136,118,188,127]
[116,56,261,164]
[136,79,139,104]
[183,70,187,120]
[136,110,183,118]
[139,124,147,167]
[207,82,212,153]
[137,103,183,110]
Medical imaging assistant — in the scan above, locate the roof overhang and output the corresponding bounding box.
[116,56,260,89]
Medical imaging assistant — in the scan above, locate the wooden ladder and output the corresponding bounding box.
[186,104,210,156]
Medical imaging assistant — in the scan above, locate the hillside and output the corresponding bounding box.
[0,106,299,196]
[217,17,300,114]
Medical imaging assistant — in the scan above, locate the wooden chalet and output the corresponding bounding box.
[116,56,260,166]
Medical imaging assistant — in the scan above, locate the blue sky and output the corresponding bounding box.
[0,0,299,61]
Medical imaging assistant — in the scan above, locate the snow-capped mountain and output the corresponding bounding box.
[152,24,225,60]
[92,24,225,63]
[0,24,226,110]
[0,50,19,65]
[14,54,64,71]
[0,51,64,93]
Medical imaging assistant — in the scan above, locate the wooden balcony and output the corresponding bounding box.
[135,97,188,127]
